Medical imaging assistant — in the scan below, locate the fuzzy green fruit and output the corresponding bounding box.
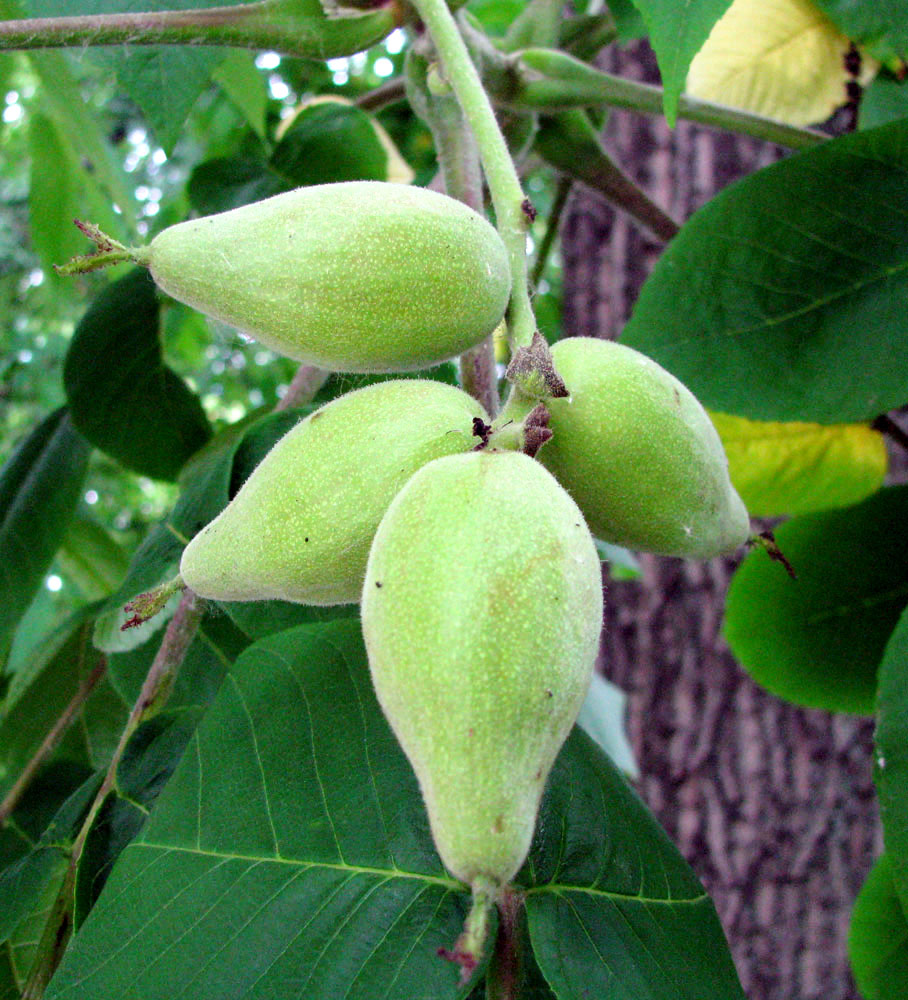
[141,181,511,372]
[523,337,749,558]
[180,380,487,605]
[362,451,603,887]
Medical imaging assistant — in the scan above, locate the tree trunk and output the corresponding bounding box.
[560,41,881,1000]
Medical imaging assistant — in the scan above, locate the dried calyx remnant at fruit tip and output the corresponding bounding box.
[362,450,603,900]
[103,181,511,373]
[180,380,488,606]
[501,337,750,559]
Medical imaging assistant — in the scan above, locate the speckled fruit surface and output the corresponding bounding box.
[534,337,749,558]
[362,450,603,886]
[147,181,511,372]
[180,380,487,605]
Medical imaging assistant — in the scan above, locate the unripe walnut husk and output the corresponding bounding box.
[180,379,488,606]
[144,181,512,373]
[362,450,603,888]
[510,337,750,559]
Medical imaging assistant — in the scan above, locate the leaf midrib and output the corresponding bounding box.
[133,842,707,907]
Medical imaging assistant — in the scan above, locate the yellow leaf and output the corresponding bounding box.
[709,412,888,517]
[686,0,877,126]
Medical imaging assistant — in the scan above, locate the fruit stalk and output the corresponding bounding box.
[21,590,207,997]
[409,0,537,350]
[405,46,499,415]
[511,48,828,152]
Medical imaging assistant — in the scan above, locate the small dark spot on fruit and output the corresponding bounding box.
[493,815,504,833]
[304,537,309,542]
[535,768,543,781]
[375,581,383,588]
[521,198,537,223]
[545,689,553,698]
[468,727,474,737]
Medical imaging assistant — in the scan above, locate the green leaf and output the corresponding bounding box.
[626,0,733,123]
[813,0,908,62]
[64,269,212,483]
[709,412,888,516]
[45,620,740,1000]
[187,155,287,217]
[91,410,298,650]
[55,516,131,603]
[107,612,248,709]
[0,409,91,656]
[0,616,126,797]
[859,76,908,130]
[105,45,222,155]
[188,102,391,214]
[0,762,93,872]
[222,598,356,639]
[524,732,743,1000]
[621,119,908,423]
[26,0,244,154]
[607,0,647,40]
[211,50,268,138]
[875,605,908,914]
[270,102,388,186]
[0,773,100,948]
[724,485,908,714]
[848,854,908,999]
[4,603,100,714]
[74,708,207,929]
[27,113,88,277]
[1,0,134,235]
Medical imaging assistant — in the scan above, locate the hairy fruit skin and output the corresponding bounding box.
[526,338,749,558]
[362,451,603,886]
[145,182,511,372]
[180,380,487,605]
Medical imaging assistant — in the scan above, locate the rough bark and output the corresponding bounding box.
[561,41,881,1000]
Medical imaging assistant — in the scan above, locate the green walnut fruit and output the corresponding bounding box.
[362,450,603,888]
[136,181,511,372]
[513,337,749,558]
[180,379,487,605]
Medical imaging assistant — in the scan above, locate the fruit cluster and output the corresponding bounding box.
[116,181,748,966]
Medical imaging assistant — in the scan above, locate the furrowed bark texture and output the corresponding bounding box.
[561,41,880,1000]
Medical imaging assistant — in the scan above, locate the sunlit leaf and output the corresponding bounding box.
[710,412,887,516]
[686,0,876,126]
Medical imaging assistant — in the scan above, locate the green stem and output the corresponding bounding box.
[512,48,827,151]
[0,0,398,59]
[407,44,499,415]
[22,590,206,998]
[529,174,572,289]
[534,109,679,242]
[276,364,330,410]
[409,0,537,351]
[0,654,106,827]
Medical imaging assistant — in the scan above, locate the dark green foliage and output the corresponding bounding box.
[64,269,211,483]
[622,120,908,424]
[44,620,742,1000]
